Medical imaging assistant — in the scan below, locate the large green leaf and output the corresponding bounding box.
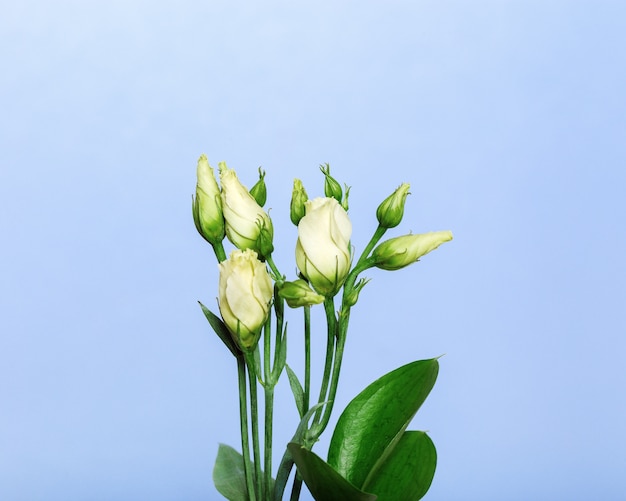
[288,443,377,501]
[364,431,436,500]
[327,358,438,489]
[213,444,248,501]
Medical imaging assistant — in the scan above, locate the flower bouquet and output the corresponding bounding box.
[192,156,452,500]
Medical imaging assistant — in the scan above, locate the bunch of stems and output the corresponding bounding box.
[211,224,388,501]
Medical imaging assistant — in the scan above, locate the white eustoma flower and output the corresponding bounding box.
[219,162,273,258]
[296,197,352,296]
[372,231,453,270]
[218,249,273,351]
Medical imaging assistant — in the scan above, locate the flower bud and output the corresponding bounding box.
[290,179,308,226]
[341,184,350,212]
[376,183,410,229]
[249,167,267,207]
[296,197,352,296]
[219,162,274,259]
[278,279,325,308]
[192,155,225,245]
[372,231,453,271]
[218,249,273,351]
[343,277,370,307]
[320,163,343,203]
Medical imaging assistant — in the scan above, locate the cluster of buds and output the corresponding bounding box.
[372,182,453,270]
[192,156,274,351]
[193,155,273,260]
[194,157,452,352]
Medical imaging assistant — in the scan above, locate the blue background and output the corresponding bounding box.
[2,1,625,500]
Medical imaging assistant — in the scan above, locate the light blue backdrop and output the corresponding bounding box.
[2,1,625,500]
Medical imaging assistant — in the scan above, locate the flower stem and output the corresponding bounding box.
[263,309,275,501]
[355,224,387,268]
[266,255,284,285]
[237,356,257,501]
[212,241,228,263]
[264,385,274,501]
[303,305,311,414]
[289,472,304,501]
[311,297,337,429]
[246,353,263,500]
[315,308,350,435]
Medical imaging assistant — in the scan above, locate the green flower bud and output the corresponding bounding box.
[249,167,267,207]
[320,163,343,203]
[219,162,274,259]
[290,179,309,226]
[296,197,352,296]
[341,184,350,212]
[372,231,453,271]
[192,154,225,245]
[343,277,370,307]
[278,279,325,308]
[255,216,275,261]
[218,249,273,351]
[376,183,410,228]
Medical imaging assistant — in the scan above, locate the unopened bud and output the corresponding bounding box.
[376,183,410,228]
[249,167,267,207]
[255,217,275,261]
[192,154,225,245]
[278,279,325,308]
[219,162,274,259]
[320,163,343,203]
[290,179,308,226]
[343,277,370,307]
[372,231,453,271]
[341,184,350,212]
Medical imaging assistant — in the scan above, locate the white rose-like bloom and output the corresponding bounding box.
[218,249,273,351]
[296,197,352,296]
[219,162,273,257]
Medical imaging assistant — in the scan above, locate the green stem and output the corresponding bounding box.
[289,473,303,501]
[264,385,274,501]
[355,224,387,269]
[237,356,257,501]
[246,354,263,500]
[287,305,311,501]
[212,240,228,262]
[263,310,274,501]
[311,297,337,429]
[303,305,311,414]
[315,308,350,436]
[266,255,284,285]
[339,224,385,300]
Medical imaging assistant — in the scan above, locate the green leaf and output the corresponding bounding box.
[285,364,305,417]
[327,358,438,489]
[288,443,377,501]
[271,326,288,384]
[213,443,249,501]
[365,431,436,501]
[273,403,326,501]
[198,301,240,358]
